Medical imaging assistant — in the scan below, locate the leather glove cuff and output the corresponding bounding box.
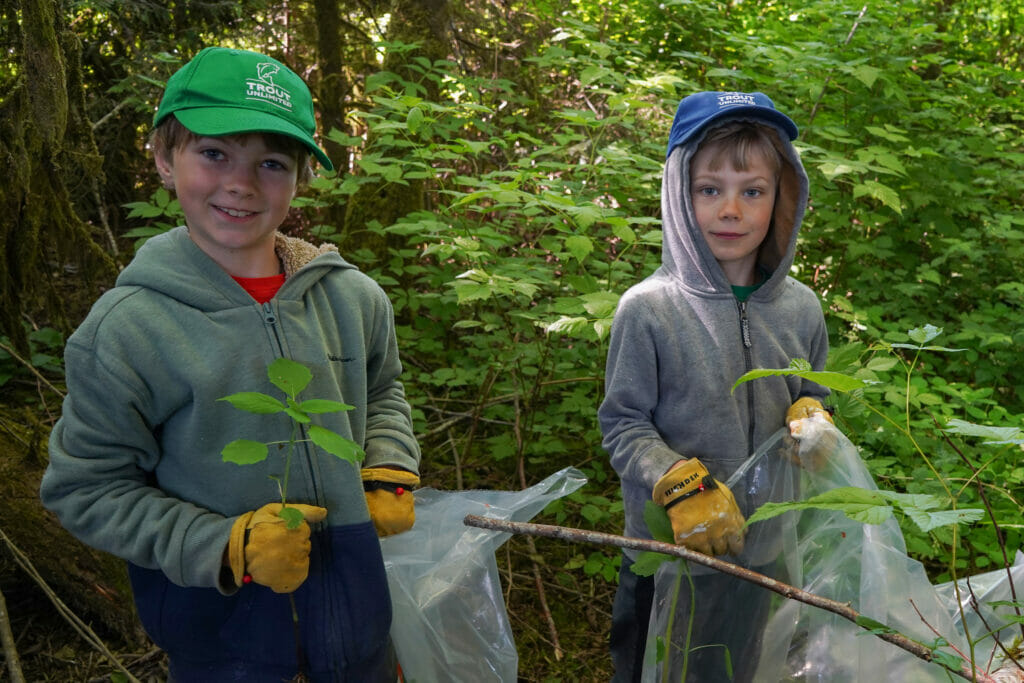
[228,510,256,588]
[653,458,715,508]
[361,467,420,493]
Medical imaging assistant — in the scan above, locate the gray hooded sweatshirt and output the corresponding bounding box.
[599,118,829,563]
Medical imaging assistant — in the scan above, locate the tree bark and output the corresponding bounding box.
[0,0,115,350]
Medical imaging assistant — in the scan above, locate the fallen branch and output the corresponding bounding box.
[463,515,995,683]
[0,584,25,683]
[0,528,141,683]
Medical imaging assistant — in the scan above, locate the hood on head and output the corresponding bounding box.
[659,112,809,297]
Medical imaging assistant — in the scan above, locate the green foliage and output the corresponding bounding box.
[41,0,1024,678]
[220,358,364,525]
[0,327,65,393]
[747,487,985,532]
[735,325,1022,583]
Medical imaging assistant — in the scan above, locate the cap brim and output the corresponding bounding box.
[174,107,333,171]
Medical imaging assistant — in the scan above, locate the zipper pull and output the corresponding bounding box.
[262,302,277,325]
[739,301,752,349]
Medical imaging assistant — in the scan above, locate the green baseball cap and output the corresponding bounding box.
[154,47,333,171]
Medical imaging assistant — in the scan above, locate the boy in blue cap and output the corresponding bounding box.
[40,47,421,681]
[599,91,833,681]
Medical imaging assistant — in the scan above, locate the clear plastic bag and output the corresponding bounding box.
[379,466,586,683]
[933,549,1024,681]
[643,416,973,682]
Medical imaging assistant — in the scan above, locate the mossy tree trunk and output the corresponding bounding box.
[0,0,116,352]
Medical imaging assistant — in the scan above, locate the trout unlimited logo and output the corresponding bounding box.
[716,92,756,109]
[246,62,293,112]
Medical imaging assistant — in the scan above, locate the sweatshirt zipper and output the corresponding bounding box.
[738,300,755,453]
[263,300,339,673]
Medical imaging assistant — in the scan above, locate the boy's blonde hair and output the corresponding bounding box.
[150,114,314,186]
[695,121,784,177]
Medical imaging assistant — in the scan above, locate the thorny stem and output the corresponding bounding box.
[463,515,1000,683]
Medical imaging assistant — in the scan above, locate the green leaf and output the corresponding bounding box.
[221,439,269,465]
[298,399,355,414]
[749,487,983,533]
[268,358,313,397]
[580,291,620,318]
[732,365,868,394]
[452,280,494,303]
[643,500,675,544]
[945,418,1024,444]
[853,180,902,215]
[630,550,673,577]
[564,234,594,261]
[747,487,895,526]
[308,425,365,464]
[278,506,304,530]
[854,615,896,635]
[902,507,985,533]
[908,324,942,344]
[284,406,311,424]
[846,64,882,89]
[929,649,963,672]
[406,106,424,134]
[544,316,589,336]
[218,392,284,414]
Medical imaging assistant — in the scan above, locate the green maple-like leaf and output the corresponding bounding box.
[278,506,305,530]
[299,399,354,414]
[309,425,365,464]
[268,357,312,397]
[221,439,269,465]
[218,392,284,414]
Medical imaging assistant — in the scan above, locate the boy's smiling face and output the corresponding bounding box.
[690,142,777,287]
[155,133,298,277]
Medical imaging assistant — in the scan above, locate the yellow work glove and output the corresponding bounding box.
[786,396,834,426]
[652,458,745,556]
[361,467,420,537]
[228,502,327,593]
[784,397,837,472]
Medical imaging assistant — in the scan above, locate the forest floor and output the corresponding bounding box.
[3,519,618,681]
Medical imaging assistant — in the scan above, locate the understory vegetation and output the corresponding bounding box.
[2,0,1022,680]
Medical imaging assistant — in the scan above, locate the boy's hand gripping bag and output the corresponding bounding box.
[643,417,974,683]
[378,467,586,683]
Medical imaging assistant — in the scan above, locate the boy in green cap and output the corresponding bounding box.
[41,47,421,681]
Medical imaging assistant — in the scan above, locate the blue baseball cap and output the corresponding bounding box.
[666,91,798,158]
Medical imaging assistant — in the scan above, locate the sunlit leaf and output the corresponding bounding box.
[309,425,365,464]
[268,358,312,397]
[218,392,283,414]
[221,439,269,465]
[299,399,354,414]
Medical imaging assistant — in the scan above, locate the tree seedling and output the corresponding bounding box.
[220,357,365,528]
[219,357,365,682]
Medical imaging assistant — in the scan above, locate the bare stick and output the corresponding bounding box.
[806,5,869,130]
[463,515,995,683]
[0,528,141,683]
[0,584,25,683]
